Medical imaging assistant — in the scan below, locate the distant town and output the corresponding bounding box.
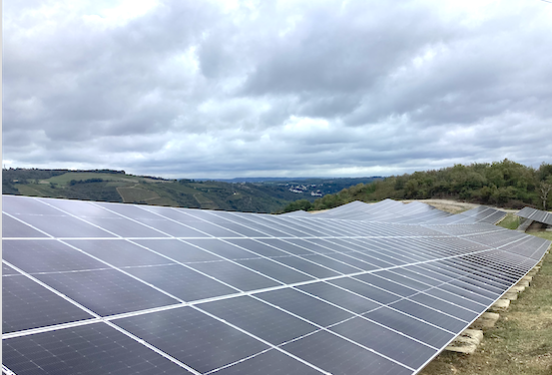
[286,183,323,196]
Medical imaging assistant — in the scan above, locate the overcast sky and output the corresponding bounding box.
[3,0,552,178]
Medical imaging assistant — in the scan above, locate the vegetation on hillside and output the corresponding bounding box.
[283,160,552,212]
[2,168,378,213]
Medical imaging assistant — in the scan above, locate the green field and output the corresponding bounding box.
[17,184,57,197]
[498,213,521,230]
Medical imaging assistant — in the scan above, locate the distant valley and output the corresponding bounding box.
[2,168,380,213]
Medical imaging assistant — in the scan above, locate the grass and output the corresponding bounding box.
[45,172,134,185]
[419,231,552,375]
[117,186,160,203]
[17,184,60,197]
[498,213,521,230]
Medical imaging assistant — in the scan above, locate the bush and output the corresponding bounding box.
[282,199,312,213]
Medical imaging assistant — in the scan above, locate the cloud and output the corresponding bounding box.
[3,0,552,178]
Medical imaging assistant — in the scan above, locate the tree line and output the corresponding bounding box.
[282,160,552,212]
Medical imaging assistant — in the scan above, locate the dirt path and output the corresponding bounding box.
[310,199,498,215]
[115,186,127,202]
[401,199,479,214]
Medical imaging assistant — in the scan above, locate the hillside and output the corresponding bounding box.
[1,169,379,213]
[284,160,552,212]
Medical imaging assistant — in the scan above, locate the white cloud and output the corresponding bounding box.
[3,0,552,178]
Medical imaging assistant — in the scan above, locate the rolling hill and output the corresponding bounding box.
[2,168,379,213]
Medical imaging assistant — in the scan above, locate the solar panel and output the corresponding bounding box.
[310,200,507,225]
[2,195,550,375]
[517,206,552,226]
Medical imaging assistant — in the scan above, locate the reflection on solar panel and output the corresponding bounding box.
[517,206,552,226]
[2,196,550,375]
[311,199,507,224]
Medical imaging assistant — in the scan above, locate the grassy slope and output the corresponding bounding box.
[420,231,552,375]
[498,213,522,230]
[46,172,134,184]
[7,172,296,212]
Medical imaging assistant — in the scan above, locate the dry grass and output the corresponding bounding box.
[419,232,552,375]
[402,199,479,214]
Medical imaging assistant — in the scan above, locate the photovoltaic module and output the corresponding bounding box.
[2,196,550,375]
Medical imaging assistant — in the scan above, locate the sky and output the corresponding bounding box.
[3,0,552,179]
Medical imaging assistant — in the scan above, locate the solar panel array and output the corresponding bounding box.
[2,196,550,375]
[517,206,552,226]
[312,200,507,224]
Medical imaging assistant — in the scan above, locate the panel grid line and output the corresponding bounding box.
[3,196,549,375]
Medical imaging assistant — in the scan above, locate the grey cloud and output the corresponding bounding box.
[3,0,552,178]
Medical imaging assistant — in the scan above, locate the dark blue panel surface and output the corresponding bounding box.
[354,273,419,297]
[273,256,340,278]
[125,264,238,302]
[284,239,336,254]
[434,283,492,306]
[390,299,468,332]
[92,203,210,237]
[3,196,57,215]
[141,206,244,237]
[3,275,94,333]
[257,238,315,255]
[329,316,437,368]
[35,269,179,316]
[409,293,479,322]
[183,211,268,237]
[188,260,281,291]
[2,213,49,238]
[211,212,293,237]
[66,239,175,267]
[323,252,379,271]
[256,288,353,327]
[3,240,107,273]
[197,296,317,345]
[225,238,289,257]
[282,330,412,375]
[297,282,381,314]
[80,215,170,238]
[185,238,260,260]
[2,262,19,275]
[45,201,172,238]
[300,254,361,273]
[214,349,322,375]
[364,306,454,347]
[235,258,314,284]
[9,212,116,238]
[114,307,269,373]
[43,198,119,218]
[134,239,222,263]
[391,267,443,286]
[254,215,313,237]
[374,270,435,291]
[424,286,488,312]
[2,323,189,375]
[329,277,401,304]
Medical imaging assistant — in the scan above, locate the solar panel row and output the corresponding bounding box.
[517,206,552,226]
[309,200,506,225]
[2,195,550,375]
